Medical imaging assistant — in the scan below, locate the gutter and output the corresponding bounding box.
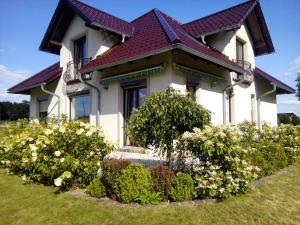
[41,83,60,123]
[79,73,101,126]
[257,83,276,129]
[223,73,247,124]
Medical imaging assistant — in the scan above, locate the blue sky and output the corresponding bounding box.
[0,0,299,115]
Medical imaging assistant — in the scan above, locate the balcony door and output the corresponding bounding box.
[74,36,87,69]
[123,80,147,146]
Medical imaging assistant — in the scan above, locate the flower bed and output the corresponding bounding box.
[0,119,299,205]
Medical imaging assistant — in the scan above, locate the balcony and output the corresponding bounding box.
[235,59,252,72]
[233,60,254,85]
[63,58,92,84]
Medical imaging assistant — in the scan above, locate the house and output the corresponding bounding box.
[8,0,295,148]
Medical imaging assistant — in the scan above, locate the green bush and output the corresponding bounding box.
[249,141,288,177]
[86,176,106,198]
[114,163,156,204]
[150,165,174,201]
[179,126,259,199]
[125,88,210,163]
[169,173,195,202]
[0,120,114,190]
[101,159,131,198]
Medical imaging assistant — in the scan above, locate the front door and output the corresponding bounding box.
[123,84,147,146]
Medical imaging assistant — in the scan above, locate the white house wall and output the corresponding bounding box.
[206,23,275,125]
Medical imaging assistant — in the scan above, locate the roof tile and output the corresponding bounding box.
[8,62,62,94]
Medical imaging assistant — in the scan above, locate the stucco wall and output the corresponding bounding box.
[206,23,275,125]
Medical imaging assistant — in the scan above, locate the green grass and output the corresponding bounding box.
[1,165,300,225]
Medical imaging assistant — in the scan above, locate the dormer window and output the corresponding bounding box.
[74,36,87,68]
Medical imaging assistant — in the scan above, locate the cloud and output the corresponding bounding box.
[284,54,300,76]
[278,99,300,105]
[0,65,30,102]
[0,87,29,103]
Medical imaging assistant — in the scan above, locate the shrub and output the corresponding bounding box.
[0,120,114,190]
[169,173,195,201]
[178,125,259,199]
[125,88,210,164]
[150,165,174,201]
[249,141,288,177]
[86,177,106,198]
[101,159,131,198]
[114,163,156,204]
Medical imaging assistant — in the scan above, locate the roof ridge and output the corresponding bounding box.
[153,9,180,44]
[183,0,257,26]
[64,0,132,27]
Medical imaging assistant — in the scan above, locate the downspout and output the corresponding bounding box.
[257,83,276,129]
[79,73,101,126]
[223,73,247,124]
[41,82,60,123]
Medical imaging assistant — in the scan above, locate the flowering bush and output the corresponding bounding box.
[0,120,114,190]
[178,125,259,199]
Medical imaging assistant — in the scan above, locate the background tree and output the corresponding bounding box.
[296,72,300,101]
[125,88,211,164]
[0,100,29,121]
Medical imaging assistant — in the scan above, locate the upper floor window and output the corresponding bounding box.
[74,36,87,68]
[236,39,245,62]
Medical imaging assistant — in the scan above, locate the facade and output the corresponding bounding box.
[9,0,295,148]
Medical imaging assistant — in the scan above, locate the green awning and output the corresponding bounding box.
[100,65,163,86]
[176,65,226,84]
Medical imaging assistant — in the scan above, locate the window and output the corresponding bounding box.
[186,77,199,101]
[236,39,244,62]
[39,99,48,119]
[74,36,87,68]
[71,94,90,122]
[186,84,196,100]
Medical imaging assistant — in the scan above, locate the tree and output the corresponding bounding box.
[0,100,29,121]
[296,72,300,101]
[125,88,211,164]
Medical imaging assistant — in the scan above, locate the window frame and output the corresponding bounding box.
[70,92,91,122]
[73,36,87,68]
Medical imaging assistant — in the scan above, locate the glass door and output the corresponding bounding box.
[124,85,147,146]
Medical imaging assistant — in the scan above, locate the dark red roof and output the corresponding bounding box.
[254,67,296,94]
[65,0,134,36]
[182,0,274,56]
[81,9,246,74]
[8,62,62,94]
[40,0,134,54]
[183,0,257,37]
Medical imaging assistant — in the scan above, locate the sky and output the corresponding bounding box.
[0,0,299,115]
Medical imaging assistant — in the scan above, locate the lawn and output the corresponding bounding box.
[0,165,300,225]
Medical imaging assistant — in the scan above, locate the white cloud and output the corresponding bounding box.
[0,65,30,102]
[278,99,300,105]
[0,87,29,103]
[284,54,300,76]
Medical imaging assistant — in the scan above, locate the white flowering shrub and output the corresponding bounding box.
[0,120,114,190]
[178,125,259,199]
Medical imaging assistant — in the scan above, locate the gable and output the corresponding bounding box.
[182,0,274,56]
[39,0,134,55]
